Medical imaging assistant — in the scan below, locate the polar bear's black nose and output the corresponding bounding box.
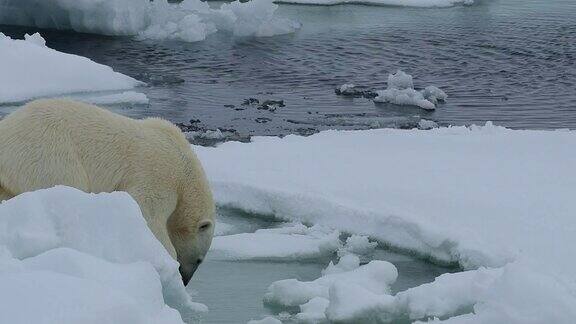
[179,265,193,286]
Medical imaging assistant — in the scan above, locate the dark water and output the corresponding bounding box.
[2,0,576,136]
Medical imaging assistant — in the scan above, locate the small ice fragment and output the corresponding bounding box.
[247,316,282,324]
[418,119,438,130]
[388,70,414,90]
[373,70,446,110]
[422,86,447,104]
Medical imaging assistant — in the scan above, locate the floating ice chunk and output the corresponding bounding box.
[210,223,341,261]
[275,0,473,7]
[388,70,414,90]
[247,316,282,324]
[264,256,397,307]
[326,281,396,322]
[374,88,436,110]
[0,0,299,43]
[295,297,330,323]
[216,0,301,37]
[422,86,448,104]
[0,33,141,104]
[139,13,215,42]
[339,83,356,93]
[0,186,206,322]
[418,119,439,130]
[374,70,446,110]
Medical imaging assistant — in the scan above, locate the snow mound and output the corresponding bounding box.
[195,124,576,322]
[0,0,300,42]
[210,223,341,261]
[0,33,141,104]
[0,186,206,323]
[276,0,472,7]
[374,70,447,110]
[264,254,398,321]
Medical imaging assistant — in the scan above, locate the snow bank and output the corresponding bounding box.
[265,254,398,321]
[0,186,206,323]
[0,33,141,104]
[196,124,576,322]
[0,0,299,42]
[275,0,472,7]
[374,70,447,110]
[210,223,341,261]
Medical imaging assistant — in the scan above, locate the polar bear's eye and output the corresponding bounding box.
[198,221,212,232]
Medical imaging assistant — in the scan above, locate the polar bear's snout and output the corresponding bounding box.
[179,256,203,285]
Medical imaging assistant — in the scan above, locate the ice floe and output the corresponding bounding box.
[276,0,473,7]
[210,223,341,261]
[195,124,576,322]
[265,253,398,321]
[0,0,300,43]
[374,70,447,110]
[0,33,141,104]
[0,186,206,323]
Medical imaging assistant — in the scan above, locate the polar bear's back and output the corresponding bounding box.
[0,99,141,194]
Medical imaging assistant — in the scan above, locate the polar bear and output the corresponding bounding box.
[0,99,215,285]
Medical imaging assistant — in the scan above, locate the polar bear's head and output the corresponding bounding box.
[168,159,216,285]
[168,168,216,286]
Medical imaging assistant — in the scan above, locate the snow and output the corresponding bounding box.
[210,223,341,261]
[195,124,576,322]
[374,70,447,110]
[275,0,473,7]
[418,119,439,130]
[337,234,378,258]
[0,0,299,43]
[0,186,206,323]
[0,33,141,104]
[264,254,398,321]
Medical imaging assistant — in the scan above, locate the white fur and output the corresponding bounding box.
[0,99,215,283]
